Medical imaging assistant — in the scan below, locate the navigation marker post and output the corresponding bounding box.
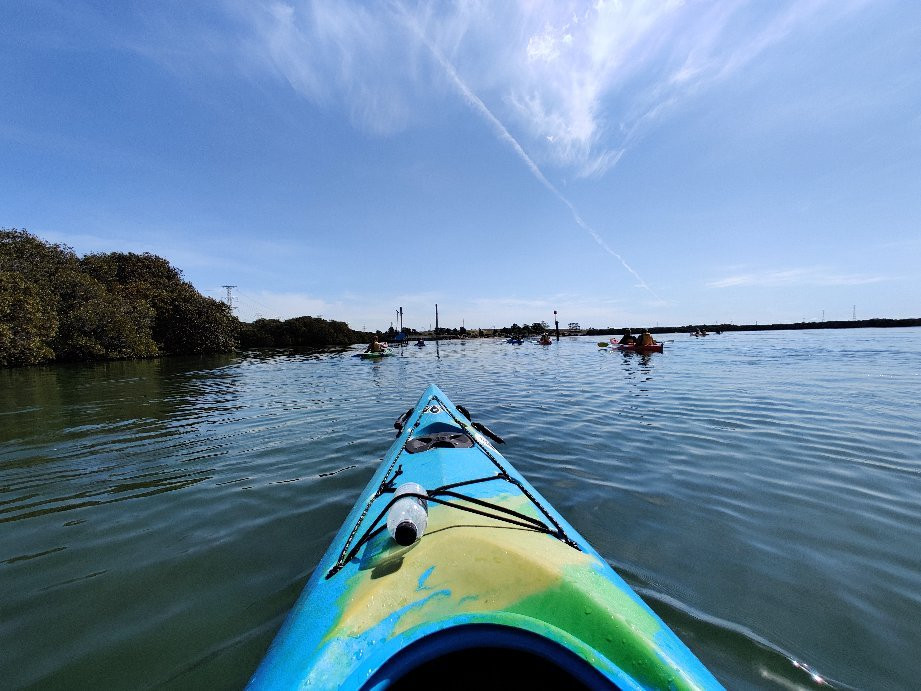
[434,304,440,359]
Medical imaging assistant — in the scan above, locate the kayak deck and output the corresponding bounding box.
[358,350,394,359]
[249,385,718,690]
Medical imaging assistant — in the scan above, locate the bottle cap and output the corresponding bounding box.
[394,521,418,546]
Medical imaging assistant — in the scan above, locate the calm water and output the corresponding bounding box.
[2,328,920,689]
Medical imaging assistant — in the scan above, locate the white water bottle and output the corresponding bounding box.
[387,482,428,546]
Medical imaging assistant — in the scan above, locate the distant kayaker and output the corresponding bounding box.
[637,329,657,347]
[415,339,425,347]
[365,335,386,353]
[538,333,552,345]
[619,329,637,345]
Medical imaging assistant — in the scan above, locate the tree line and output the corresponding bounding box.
[497,322,551,336]
[1,229,366,367]
[239,316,357,348]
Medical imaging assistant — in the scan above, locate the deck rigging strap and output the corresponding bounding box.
[325,396,580,579]
[326,473,580,579]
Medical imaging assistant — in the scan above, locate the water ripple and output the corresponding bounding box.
[1,330,920,688]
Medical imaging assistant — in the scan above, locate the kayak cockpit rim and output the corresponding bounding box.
[360,623,624,690]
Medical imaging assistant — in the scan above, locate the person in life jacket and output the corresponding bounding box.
[619,329,637,345]
[637,329,657,347]
[365,335,386,353]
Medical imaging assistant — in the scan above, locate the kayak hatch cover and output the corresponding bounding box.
[248,384,720,690]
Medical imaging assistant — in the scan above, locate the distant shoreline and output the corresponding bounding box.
[399,317,921,342]
[614,317,921,337]
[410,317,921,342]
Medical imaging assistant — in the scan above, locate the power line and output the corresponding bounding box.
[234,290,275,315]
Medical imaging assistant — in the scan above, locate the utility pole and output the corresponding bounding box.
[221,285,237,311]
[853,305,856,321]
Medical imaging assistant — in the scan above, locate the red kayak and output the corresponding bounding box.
[616,342,664,353]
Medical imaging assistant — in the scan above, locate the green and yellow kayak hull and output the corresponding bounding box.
[249,385,720,689]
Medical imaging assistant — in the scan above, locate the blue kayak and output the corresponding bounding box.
[249,385,721,689]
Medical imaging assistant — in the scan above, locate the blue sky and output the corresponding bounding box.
[2,1,919,331]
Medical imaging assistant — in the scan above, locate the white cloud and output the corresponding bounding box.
[527,27,563,63]
[707,267,891,289]
[235,1,416,135]
[145,1,871,175]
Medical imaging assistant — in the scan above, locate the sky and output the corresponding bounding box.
[2,0,919,332]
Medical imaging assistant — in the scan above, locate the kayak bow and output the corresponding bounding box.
[249,385,719,690]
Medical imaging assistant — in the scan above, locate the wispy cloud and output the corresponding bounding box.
[707,267,891,289]
[506,0,690,176]
[877,237,921,251]
[235,2,416,134]
[214,1,870,177]
[394,3,660,299]
[190,1,873,297]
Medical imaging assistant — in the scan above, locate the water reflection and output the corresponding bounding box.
[0,355,247,525]
[614,350,657,400]
[238,346,351,364]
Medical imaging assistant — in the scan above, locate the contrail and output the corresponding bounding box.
[396,5,661,300]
